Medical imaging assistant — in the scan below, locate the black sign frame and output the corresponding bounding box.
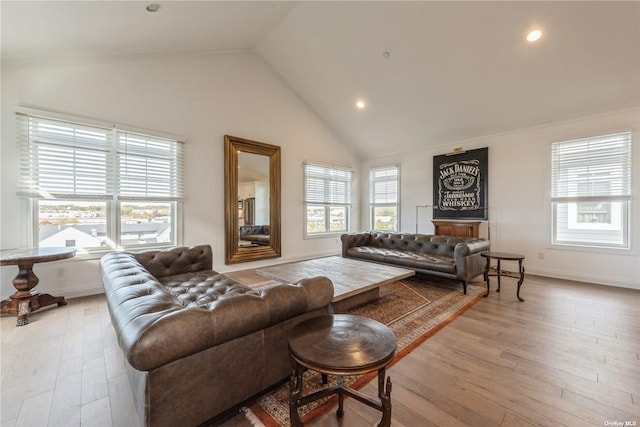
[433,147,488,220]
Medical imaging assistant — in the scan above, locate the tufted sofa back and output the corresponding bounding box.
[240,225,270,236]
[344,232,471,257]
[134,244,212,278]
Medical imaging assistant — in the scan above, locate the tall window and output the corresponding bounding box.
[304,162,353,236]
[17,112,184,252]
[551,131,631,249]
[370,165,399,232]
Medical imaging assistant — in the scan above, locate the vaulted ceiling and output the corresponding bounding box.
[3,1,639,159]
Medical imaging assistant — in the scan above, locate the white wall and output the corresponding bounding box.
[1,52,359,298]
[361,108,640,290]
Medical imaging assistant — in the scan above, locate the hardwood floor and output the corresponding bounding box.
[1,273,638,426]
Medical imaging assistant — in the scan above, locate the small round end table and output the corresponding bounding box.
[0,247,76,326]
[288,314,396,427]
[481,251,526,302]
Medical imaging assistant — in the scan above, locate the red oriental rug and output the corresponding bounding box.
[244,275,485,426]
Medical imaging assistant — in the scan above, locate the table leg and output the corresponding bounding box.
[496,259,501,293]
[1,262,38,326]
[32,293,67,310]
[377,368,392,427]
[336,375,344,418]
[517,260,525,302]
[483,256,490,297]
[1,297,30,326]
[0,262,67,326]
[289,365,304,427]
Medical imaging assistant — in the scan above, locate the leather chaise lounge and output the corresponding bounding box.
[99,244,333,427]
[342,232,490,294]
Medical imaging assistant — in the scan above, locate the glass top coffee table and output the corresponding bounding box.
[288,314,396,427]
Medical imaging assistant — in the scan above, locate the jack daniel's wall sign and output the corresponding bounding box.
[433,147,488,220]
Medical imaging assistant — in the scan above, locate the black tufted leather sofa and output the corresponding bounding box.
[99,245,333,427]
[341,232,490,294]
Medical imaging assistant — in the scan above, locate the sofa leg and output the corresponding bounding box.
[463,281,467,294]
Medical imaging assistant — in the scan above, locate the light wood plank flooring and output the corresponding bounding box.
[1,273,638,426]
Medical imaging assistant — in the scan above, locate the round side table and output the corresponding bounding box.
[0,247,76,326]
[288,314,396,427]
[481,251,526,302]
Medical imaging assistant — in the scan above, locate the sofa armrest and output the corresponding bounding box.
[341,232,372,257]
[453,238,491,278]
[259,276,333,323]
[454,239,491,257]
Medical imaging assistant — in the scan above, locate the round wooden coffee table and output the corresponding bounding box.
[288,314,396,427]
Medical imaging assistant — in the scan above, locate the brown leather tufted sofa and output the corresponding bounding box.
[99,245,333,427]
[341,232,490,294]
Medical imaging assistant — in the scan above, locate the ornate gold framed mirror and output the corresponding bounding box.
[224,135,281,264]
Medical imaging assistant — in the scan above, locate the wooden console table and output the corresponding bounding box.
[432,220,480,238]
[0,247,76,326]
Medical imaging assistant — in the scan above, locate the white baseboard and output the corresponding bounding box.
[56,282,105,299]
[526,266,639,290]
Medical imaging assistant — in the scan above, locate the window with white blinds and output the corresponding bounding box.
[303,162,353,236]
[17,112,184,251]
[550,131,631,249]
[370,166,399,231]
[17,114,184,200]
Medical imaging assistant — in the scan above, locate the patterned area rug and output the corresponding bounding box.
[246,275,485,426]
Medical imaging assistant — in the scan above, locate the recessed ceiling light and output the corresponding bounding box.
[527,29,542,42]
[356,100,366,109]
[146,3,162,12]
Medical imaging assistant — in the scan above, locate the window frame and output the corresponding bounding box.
[369,165,400,232]
[303,162,353,238]
[550,131,632,251]
[17,109,184,255]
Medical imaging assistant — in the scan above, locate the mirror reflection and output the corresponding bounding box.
[238,152,270,248]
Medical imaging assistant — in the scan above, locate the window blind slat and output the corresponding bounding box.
[117,130,183,199]
[17,113,184,201]
[304,163,353,205]
[370,166,398,204]
[551,132,631,199]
